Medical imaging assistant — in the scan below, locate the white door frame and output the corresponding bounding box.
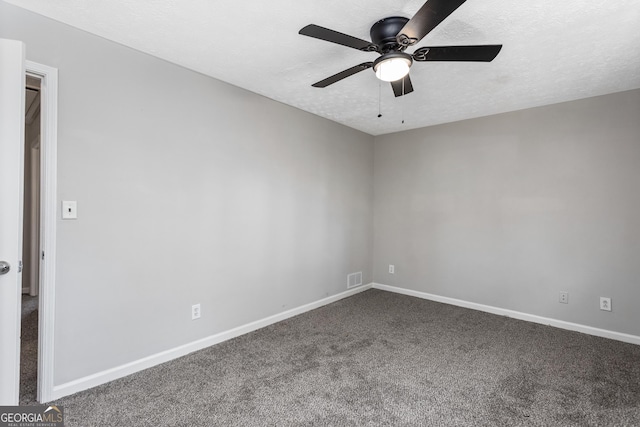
[25,60,58,404]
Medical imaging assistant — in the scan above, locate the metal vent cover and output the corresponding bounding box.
[347,271,363,289]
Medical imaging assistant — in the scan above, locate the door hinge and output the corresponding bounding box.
[42,251,45,260]
[18,260,23,273]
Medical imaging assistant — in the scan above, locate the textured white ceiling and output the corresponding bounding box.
[7,0,640,135]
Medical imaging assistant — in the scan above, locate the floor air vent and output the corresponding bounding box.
[347,272,363,289]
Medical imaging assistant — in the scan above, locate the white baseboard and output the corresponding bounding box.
[372,283,640,346]
[50,283,372,401]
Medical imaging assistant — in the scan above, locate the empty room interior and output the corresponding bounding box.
[1,0,639,425]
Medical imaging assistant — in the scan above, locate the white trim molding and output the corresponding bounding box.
[25,60,58,404]
[372,283,640,346]
[50,284,373,401]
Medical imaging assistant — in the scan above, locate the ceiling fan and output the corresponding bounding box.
[299,0,502,97]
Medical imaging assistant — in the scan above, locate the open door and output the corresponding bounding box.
[0,38,26,406]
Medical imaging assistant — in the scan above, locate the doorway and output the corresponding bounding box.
[20,75,42,405]
[25,60,57,404]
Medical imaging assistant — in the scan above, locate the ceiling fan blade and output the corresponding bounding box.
[390,75,414,97]
[312,63,374,88]
[299,24,378,52]
[413,45,502,62]
[396,0,467,47]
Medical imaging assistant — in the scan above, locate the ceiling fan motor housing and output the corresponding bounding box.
[370,16,409,52]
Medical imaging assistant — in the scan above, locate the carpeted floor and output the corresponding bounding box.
[20,294,39,406]
[52,289,639,426]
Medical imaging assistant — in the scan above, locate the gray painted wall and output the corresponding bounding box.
[374,89,640,336]
[1,2,374,385]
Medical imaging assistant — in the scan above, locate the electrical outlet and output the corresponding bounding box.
[389,264,395,274]
[192,303,201,320]
[559,291,568,304]
[600,297,612,312]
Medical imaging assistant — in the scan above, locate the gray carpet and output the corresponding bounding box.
[52,289,639,426]
[20,294,39,406]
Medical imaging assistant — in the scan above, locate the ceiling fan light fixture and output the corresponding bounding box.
[373,52,412,82]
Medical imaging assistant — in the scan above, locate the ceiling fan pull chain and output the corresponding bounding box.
[402,78,405,124]
[378,79,383,118]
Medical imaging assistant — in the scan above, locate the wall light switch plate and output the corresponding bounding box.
[62,201,77,219]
